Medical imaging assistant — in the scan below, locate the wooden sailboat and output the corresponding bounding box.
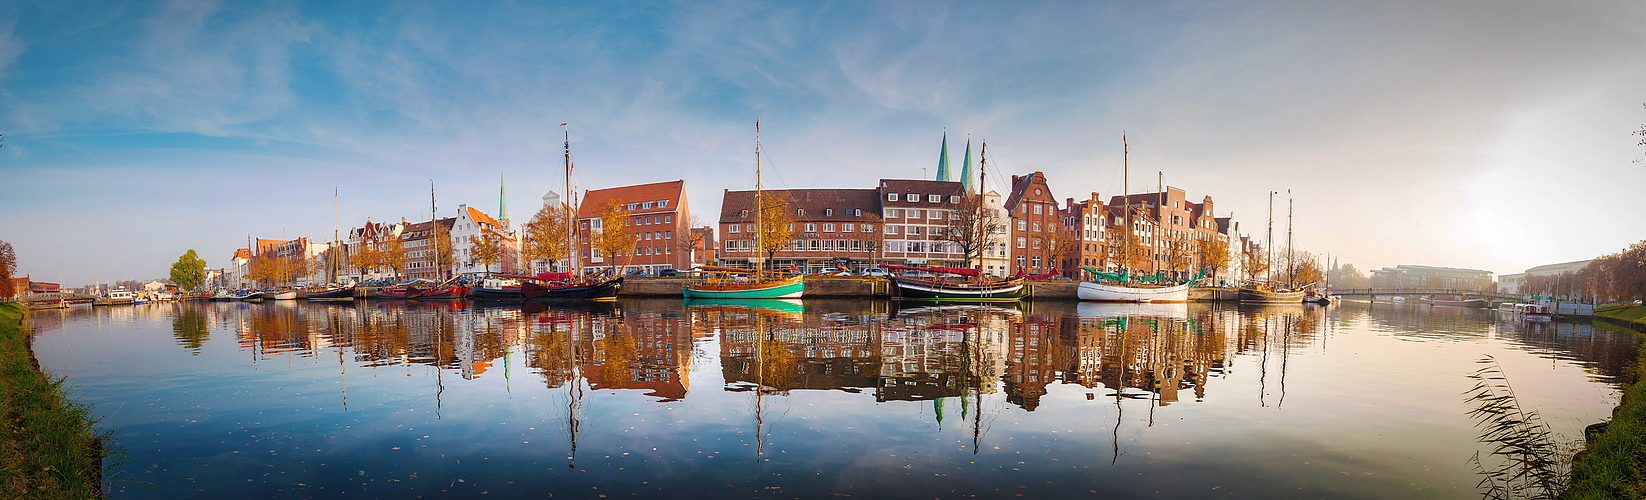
[1239,191,1303,303]
[684,121,806,299]
[886,141,1025,301]
[1079,135,1191,303]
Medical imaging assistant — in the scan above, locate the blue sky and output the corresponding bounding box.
[3,0,1645,284]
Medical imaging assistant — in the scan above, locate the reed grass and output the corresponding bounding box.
[0,302,107,498]
[1465,355,1573,499]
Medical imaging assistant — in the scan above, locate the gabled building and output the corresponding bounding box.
[338,219,405,284]
[717,188,882,272]
[978,190,1011,277]
[577,180,692,275]
[402,217,457,281]
[452,205,519,276]
[1062,192,1111,279]
[1003,172,1062,275]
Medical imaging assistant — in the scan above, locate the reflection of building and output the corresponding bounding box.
[708,306,879,394]
[580,310,692,401]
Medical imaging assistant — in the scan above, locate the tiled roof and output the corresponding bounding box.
[233,248,253,259]
[578,180,685,218]
[466,206,502,228]
[1002,172,1055,211]
[720,188,880,222]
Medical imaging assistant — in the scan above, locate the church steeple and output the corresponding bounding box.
[936,132,951,181]
[499,170,510,223]
[960,137,975,193]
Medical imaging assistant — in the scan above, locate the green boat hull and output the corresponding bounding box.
[681,280,805,299]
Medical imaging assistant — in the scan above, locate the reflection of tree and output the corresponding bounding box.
[172,307,210,354]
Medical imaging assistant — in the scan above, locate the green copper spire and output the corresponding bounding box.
[499,171,510,222]
[935,132,951,181]
[960,138,975,192]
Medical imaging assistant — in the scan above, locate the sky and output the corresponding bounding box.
[2,0,1644,285]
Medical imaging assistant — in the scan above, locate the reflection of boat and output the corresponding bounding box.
[1074,301,1190,319]
[891,276,1025,301]
[892,302,1025,318]
[684,298,804,316]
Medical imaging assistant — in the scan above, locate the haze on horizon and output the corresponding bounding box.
[2,0,1643,286]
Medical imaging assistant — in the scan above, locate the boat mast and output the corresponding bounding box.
[754,120,764,276]
[430,180,441,280]
[1122,134,1130,279]
[1157,171,1163,278]
[1286,190,1294,287]
[1266,191,1274,284]
[978,141,988,276]
[332,187,340,284]
[564,124,579,277]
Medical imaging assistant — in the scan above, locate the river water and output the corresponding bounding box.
[26,299,1635,499]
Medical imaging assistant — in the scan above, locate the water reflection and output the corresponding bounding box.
[19,299,1638,499]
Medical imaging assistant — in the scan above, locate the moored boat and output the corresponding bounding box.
[305,286,356,301]
[684,274,803,299]
[525,276,624,301]
[1237,281,1304,303]
[266,289,298,300]
[415,283,471,300]
[890,276,1026,301]
[1077,277,1190,303]
[1428,295,1486,308]
[234,290,265,301]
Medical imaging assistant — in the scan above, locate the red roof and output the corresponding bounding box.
[578,180,685,218]
[466,206,502,228]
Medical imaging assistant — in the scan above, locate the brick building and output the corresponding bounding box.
[877,179,969,269]
[1003,172,1063,276]
[717,188,883,272]
[578,180,693,275]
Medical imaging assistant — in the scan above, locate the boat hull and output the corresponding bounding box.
[1238,287,1305,303]
[267,290,298,300]
[1076,281,1190,302]
[305,287,356,301]
[1430,298,1487,308]
[683,276,804,299]
[415,285,471,300]
[890,277,1025,301]
[472,286,526,301]
[523,277,625,301]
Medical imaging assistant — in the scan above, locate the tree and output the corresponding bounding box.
[350,241,383,281]
[752,192,796,269]
[937,195,1004,270]
[1113,227,1151,274]
[247,254,282,286]
[1043,222,1080,276]
[1288,251,1325,286]
[858,213,885,269]
[469,232,504,275]
[523,204,574,273]
[380,238,408,280]
[1331,263,1370,289]
[1163,240,1195,280]
[1241,246,1269,282]
[1196,237,1231,283]
[673,216,708,268]
[169,249,208,291]
[591,198,638,274]
[0,240,15,300]
[432,223,455,280]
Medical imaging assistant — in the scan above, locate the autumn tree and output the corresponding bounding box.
[523,204,574,273]
[937,195,1005,270]
[0,240,15,300]
[432,223,455,280]
[752,192,796,270]
[350,241,383,280]
[247,254,282,287]
[469,232,504,275]
[1330,263,1370,289]
[1196,237,1231,283]
[1043,223,1080,276]
[169,249,208,291]
[672,216,709,268]
[1163,240,1195,280]
[282,254,314,285]
[1241,246,1269,282]
[1112,227,1151,275]
[1288,251,1325,287]
[379,238,409,280]
[591,198,638,275]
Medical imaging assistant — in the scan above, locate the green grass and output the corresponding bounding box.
[0,302,107,498]
[1597,305,1646,323]
[1564,316,1646,499]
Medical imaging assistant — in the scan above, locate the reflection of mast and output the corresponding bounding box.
[753,311,769,462]
[1258,312,1270,407]
[1278,314,1292,408]
[567,309,584,468]
[1112,316,1126,465]
[333,306,349,411]
[434,308,446,419]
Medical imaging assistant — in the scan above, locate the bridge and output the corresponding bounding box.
[1331,288,1522,301]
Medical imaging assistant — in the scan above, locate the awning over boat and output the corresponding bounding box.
[878,264,979,277]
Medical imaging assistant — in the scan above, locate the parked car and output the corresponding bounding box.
[658,268,680,277]
[818,267,851,276]
[860,268,890,277]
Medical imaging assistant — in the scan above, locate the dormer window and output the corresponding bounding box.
[797,208,806,216]
[928,194,941,203]
[642,201,653,209]
[887,193,899,201]
[627,203,638,211]
[825,208,833,216]
[907,193,918,202]
[658,200,668,208]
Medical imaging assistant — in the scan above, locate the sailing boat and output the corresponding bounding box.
[1238,191,1304,303]
[1078,136,1191,303]
[683,121,805,299]
[473,125,622,302]
[887,140,1026,301]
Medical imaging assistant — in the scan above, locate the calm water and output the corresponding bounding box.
[26,299,1635,499]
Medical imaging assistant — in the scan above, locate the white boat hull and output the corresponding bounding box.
[1077,281,1190,302]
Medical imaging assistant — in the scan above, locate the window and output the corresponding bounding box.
[887,225,900,235]
[797,208,805,216]
[808,240,821,251]
[908,209,922,219]
[627,203,638,211]
[1032,256,1042,267]
[665,231,672,238]
[822,240,834,251]
[1017,220,1026,231]
[740,209,749,217]
[1016,256,1026,267]
[1033,238,1042,249]
[907,226,921,235]
[729,225,740,233]
[852,209,862,216]
[928,194,941,203]
[805,223,818,232]
[746,224,756,232]
[907,193,918,202]
[842,223,854,232]
[885,208,900,218]
[888,193,899,201]
[825,208,833,216]
[1017,237,1026,249]
[642,201,653,209]
[1033,221,1042,232]
[822,223,835,232]
[863,224,874,232]
[851,240,862,251]
[949,195,959,203]
[1033,204,1043,215]
[909,241,925,252]
[928,210,942,219]
[930,226,943,236]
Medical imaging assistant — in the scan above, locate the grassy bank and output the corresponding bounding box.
[1564,306,1646,498]
[0,302,105,498]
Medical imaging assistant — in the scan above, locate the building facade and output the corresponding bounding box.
[717,188,883,272]
[578,180,692,275]
[1004,172,1063,276]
